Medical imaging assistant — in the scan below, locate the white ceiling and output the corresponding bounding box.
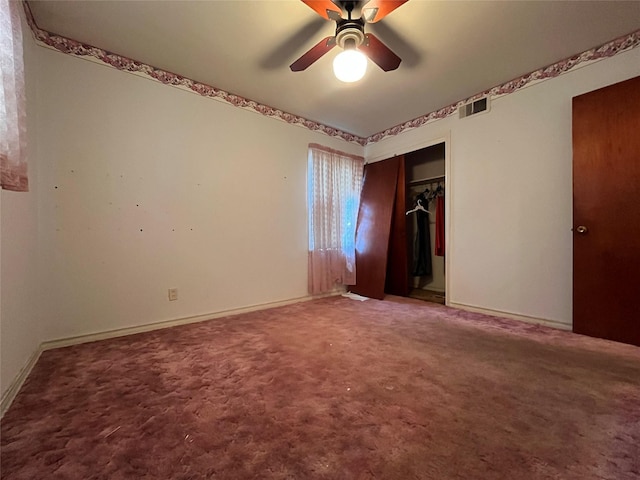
[28,1,640,139]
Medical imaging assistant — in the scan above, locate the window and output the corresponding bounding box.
[1,0,28,191]
[307,143,364,294]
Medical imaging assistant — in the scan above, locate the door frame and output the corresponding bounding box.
[365,132,452,305]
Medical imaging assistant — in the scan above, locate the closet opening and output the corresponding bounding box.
[403,143,446,304]
[350,140,448,304]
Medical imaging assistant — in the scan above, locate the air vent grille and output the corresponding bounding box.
[459,97,489,118]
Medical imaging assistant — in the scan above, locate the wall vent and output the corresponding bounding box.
[459,97,490,119]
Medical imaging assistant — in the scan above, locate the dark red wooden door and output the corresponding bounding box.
[349,157,401,299]
[386,156,410,296]
[572,75,640,346]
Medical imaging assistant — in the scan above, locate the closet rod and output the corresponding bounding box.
[408,175,445,186]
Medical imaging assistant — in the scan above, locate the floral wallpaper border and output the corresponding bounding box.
[366,29,640,144]
[22,2,367,146]
[23,2,639,147]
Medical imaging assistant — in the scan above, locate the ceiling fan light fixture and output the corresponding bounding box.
[333,49,367,82]
[333,25,367,83]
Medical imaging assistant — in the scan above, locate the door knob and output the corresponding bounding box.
[575,225,588,234]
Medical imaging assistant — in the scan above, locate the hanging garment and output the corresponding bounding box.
[412,193,432,276]
[435,195,445,256]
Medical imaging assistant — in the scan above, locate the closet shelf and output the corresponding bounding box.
[408,175,445,186]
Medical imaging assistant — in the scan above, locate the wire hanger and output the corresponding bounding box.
[406,199,432,216]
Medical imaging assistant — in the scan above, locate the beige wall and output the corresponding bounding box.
[365,46,640,327]
[33,46,362,343]
[1,12,43,402]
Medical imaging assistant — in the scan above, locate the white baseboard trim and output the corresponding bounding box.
[448,301,572,331]
[2,291,340,417]
[42,292,340,352]
[1,345,43,418]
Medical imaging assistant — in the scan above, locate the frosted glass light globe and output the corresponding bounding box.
[333,50,367,83]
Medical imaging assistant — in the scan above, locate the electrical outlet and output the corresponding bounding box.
[168,288,178,301]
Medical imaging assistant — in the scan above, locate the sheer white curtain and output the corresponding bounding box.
[308,143,364,294]
[1,0,28,192]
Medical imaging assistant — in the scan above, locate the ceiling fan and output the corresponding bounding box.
[290,0,408,81]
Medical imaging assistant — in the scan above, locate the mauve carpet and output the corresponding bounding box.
[1,296,639,479]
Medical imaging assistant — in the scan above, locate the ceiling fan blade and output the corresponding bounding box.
[260,17,327,69]
[368,21,421,68]
[301,0,342,20]
[361,0,408,23]
[359,34,401,71]
[290,36,337,71]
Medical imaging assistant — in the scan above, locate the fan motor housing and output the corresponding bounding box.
[335,18,365,49]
